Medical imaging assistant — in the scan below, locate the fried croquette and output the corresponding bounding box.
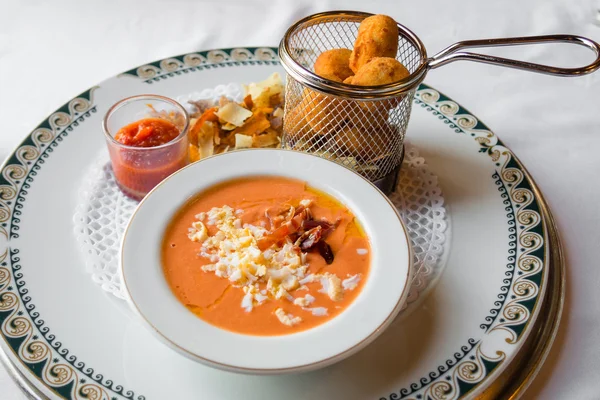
[349,15,399,74]
[314,49,354,81]
[350,57,410,86]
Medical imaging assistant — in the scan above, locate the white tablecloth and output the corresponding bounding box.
[1,0,599,398]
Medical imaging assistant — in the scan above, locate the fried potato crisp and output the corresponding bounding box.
[187,73,284,162]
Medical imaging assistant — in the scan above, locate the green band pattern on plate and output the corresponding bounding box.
[383,86,545,400]
[120,47,279,84]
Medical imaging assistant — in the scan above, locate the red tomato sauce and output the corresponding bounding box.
[108,118,188,200]
[114,118,180,147]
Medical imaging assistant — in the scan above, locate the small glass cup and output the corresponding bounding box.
[102,95,190,200]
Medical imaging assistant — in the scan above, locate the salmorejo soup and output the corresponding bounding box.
[162,176,370,336]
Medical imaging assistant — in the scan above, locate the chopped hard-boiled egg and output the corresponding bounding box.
[188,221,208,242]
[189,204,363,327]
[318,273,343,301]
[192,206,308,304]
[293,294,315,307]
[275,308,302,327]
[304,307,328,317]
[342,274,362,291]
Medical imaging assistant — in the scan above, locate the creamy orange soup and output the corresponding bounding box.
[162,176,370,336]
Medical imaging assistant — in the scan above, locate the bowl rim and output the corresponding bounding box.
[120,148,413,373]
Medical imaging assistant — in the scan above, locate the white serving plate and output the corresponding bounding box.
[0,47,551,400]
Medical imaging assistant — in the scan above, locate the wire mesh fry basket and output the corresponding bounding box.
[279,11,600,193]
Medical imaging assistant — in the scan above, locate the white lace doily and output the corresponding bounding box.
[390,145,450,312]
[73,160,139,299]
[73,85,449,312]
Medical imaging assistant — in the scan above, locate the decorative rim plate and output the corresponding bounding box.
[0,46,559,400]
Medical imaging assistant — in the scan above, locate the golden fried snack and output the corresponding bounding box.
[314,49,354,81]
[349,15,399,74]
[350,57,410,86]
[299,72,345,136]
[334,126,368,157]
[334,124,393,159]
[343,76,354,84]
[301,89,344,136]
[346,57,410,120]
[284,104,311,146]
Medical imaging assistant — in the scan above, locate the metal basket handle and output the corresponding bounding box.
[427,34,600,76]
